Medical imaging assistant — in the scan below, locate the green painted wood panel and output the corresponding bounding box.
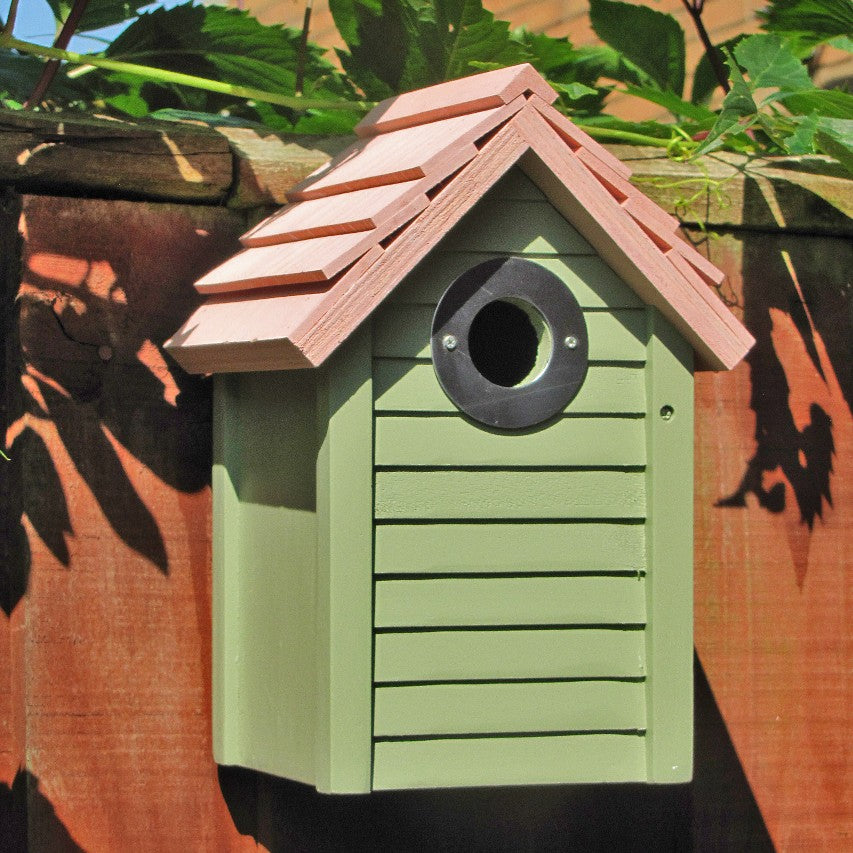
[212,371,319,784]
[374,522,646,574]
[372,734,647,789]
[390,252,643,308]
[315,327,374,793]
[374,629,646,682]
[374,469,646,520]
[490,166,549,201]
[374,576,646,627]
[375,415,645,467]
[373,361,647,414]
[373,681,646,736]
[441,198,597,254]
[373,305,647,362]
[643,310,694,783]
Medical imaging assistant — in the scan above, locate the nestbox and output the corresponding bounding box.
[166,64,753,793]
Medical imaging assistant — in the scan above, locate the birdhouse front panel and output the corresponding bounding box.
[368,167,694,789]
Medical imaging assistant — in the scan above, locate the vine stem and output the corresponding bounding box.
[3,0,20,36]
[575,125,678,148]
[295,0,314,96]
[680,0,730,94]
[0,34,374,112]
[25,0,92,108]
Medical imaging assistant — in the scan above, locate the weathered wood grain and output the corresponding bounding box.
[12,194,252,851]
[611,144,853,236]
[0,108,232,202]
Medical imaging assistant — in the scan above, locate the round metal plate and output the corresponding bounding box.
[431,257,589,429]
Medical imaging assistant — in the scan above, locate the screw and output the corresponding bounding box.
[443,334,458,351]
[660,405,674,421]
[564,335,578,349]
[98,345,114,362]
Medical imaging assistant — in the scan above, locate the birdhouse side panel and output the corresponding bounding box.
[369,168,656,789]
[212,371,321,785]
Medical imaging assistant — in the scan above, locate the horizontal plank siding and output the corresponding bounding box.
[374,522,646,574]
[374,576,646,627]
[390,252,643,308]
[375,415,645,467]
[369,178,656,787]
[373,305,647,362]
[374,361,647,414]
[374,469,646,520]
[372,734,647,789]
[374,629,646,682]
[374,681,647,736]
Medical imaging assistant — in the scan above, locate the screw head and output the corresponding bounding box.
[564,335,578,350]
[443,334,458,351]
[660,405,674,421]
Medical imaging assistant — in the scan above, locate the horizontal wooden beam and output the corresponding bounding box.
[1,110,849,236]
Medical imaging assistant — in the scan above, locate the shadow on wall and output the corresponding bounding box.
[0,769,85,853]
[1,195,240,615]
[217,656,773,852]
[715,177,850,588]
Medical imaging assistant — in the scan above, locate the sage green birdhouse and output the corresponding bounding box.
[166,65,753,793]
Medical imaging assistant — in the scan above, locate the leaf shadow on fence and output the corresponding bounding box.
[715,177,850,587]
[0,768,85,853]
[1,195,239,615]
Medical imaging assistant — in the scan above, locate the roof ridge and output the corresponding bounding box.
[355,63,557,138]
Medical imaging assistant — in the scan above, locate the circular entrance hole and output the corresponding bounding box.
[467,299,552,387]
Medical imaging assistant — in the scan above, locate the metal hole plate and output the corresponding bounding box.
[431,257,589,429]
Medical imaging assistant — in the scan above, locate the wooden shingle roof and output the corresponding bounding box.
[166,64,753,373]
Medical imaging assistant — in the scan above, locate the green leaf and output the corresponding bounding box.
[733,34,813,92]
[552,82,599,101]
[328,0,384,45]
[571,44,655,89]
[579,114,676,139]
[87,4,353,127]
[103,91,150,117]
[779,88,853,119]
[828,35,853,52]
[0,49,85,102]
[589,0,685,95]
[783,112,820,154]
[624,86,715,121]
[513,31,608,114]
[692,51,759,157]
[691,35,747,104]
[45,0,152,35]
[330,0,529,97]
[814,117,853,174]
[759,0,853,52]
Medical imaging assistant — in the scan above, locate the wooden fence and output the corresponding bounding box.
[0,108,850,851]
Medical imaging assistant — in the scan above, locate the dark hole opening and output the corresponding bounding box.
[468,300,542,387]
